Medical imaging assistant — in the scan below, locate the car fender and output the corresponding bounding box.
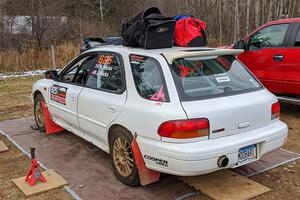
[32,79,54,104]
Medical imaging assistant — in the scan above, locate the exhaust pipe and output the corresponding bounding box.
[217,155,229,168]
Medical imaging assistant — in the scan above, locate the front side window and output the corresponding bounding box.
[249,23,289,50]
[170,55,262,101]
[60,54,98,85]
[130,54,169,102]
[86,52,125,93]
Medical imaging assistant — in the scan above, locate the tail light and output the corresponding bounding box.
[158,118,209,139]
[271,102,280,120]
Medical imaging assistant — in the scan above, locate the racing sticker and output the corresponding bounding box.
[215,75,231,83]
[50,85,68,105]
[91,55,115,77]
[144,155,168,167]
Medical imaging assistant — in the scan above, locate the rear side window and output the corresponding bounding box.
[86,52,125,93]
[170,55,262,101]
[130,54,169,102]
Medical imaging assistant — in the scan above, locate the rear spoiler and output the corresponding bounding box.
[162,49,244,64]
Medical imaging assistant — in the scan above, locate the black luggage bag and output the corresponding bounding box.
[122,7,176,49]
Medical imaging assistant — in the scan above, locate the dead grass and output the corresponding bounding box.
[0,42,79,73]
[0,76,42,121]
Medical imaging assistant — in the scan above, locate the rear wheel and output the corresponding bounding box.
[109,127,140,186]
[34,94,45,132]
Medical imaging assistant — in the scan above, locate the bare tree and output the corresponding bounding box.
[245,0,251,34]
[219,0,222,44]
[267,0,273,21]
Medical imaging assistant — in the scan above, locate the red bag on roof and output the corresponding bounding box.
[174,17,207,47]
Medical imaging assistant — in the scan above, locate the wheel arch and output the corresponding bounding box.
[33,90,43,100]
[107,124,134,151]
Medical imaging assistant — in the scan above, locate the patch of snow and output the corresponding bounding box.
[0,69,58,79]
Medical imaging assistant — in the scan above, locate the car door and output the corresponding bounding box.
[282,22,300,95]
[78,52,127,148]
[237,23,291,94]
[48,52,99,133]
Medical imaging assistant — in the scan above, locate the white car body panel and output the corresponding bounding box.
[137,120,287,176]
[32,46,288,176]
[181,89,276,139]
[48,82,83,131]
[78,87,127,149]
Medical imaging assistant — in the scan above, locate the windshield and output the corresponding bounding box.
[170,55,262,101]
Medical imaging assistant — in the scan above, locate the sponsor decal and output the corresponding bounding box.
[98,55,113,65]
[144,155,168,167]
[215,76,231,83]
[50,85,68,105]
[130,54,145,62]
[156,27,168,33]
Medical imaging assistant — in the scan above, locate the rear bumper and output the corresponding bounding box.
[136,120,288,176]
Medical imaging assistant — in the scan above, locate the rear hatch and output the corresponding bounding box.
[181,90,274,139]
[166,51,275,139]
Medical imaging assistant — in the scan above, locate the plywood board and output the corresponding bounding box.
[0,140,9,152]
[181,170,270,200]
[12,169,68,196]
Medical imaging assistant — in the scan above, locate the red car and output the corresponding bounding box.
[235,18,300,103]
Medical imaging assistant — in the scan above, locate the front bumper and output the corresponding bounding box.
[136,120,288,176]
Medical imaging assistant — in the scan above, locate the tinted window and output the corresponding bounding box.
[295,26,300,47]
[86,52,124,93]
[60,55,98,85]
[170,56,262,101]
[130,54,169,102]
[249,24,289,50]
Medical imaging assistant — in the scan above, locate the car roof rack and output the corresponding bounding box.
[80,36,122,53]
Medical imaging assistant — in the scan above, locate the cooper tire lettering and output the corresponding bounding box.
[144,155,168,167]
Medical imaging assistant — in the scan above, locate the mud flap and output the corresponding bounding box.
[41,102,64,134]
[131,138,160,185]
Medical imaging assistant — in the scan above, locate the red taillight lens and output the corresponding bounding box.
[271,102,280,120]
[158,119,209,139]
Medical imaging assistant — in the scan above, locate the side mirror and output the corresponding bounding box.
[45,70,58,80]
[233,40,245,49]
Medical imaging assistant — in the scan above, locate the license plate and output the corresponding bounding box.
[238,144,257,165]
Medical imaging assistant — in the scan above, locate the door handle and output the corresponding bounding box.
[238,122,251,129]
[107,105,117,113]
[273,54,283,61]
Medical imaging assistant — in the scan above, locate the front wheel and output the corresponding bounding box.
[109,127,140,186]
[34,94,45,132]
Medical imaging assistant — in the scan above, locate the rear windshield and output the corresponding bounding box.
[170,55,262,101]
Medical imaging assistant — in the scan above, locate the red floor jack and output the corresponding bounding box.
[25,147,46,186]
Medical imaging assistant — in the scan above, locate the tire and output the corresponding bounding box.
[109,127,140,186]
[34,94,46,132]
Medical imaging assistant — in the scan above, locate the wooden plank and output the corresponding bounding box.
[12,169,68,196]
[180,170,270,200]
[0,140,9,152]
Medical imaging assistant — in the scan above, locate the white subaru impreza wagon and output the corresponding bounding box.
[32,46,288,186]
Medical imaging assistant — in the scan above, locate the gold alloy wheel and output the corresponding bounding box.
[113,136,134,177]
[35,101,44,128]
